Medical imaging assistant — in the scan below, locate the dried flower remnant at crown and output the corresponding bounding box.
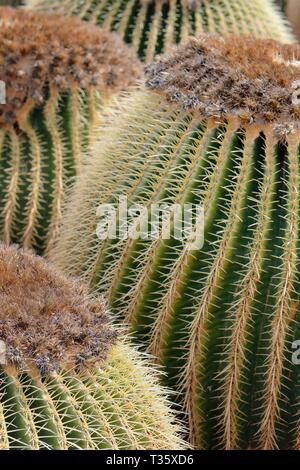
[0,243,117,375]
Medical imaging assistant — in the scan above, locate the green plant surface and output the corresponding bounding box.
[27,0,294,61]
[50,35,300,450]
[0,1,22,5]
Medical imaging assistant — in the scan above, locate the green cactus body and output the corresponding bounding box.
[0,8,141,255]
[0,343,186,450]
[51,35,300,449]
[27,0,294,61]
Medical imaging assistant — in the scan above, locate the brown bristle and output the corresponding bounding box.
[0,243,117,375]
[0,7,141,127]
[145,34,300,133]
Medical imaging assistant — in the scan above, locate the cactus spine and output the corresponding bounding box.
[0,1,22,5]
[0,8,141,254]
[27,0,294,61]
[51,35,300,450]
[0,243,186,450]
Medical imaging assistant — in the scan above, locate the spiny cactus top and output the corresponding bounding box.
[0,7,141,254]
[26,0,294,61]
[51,35,300,450]
[0,243,186,450]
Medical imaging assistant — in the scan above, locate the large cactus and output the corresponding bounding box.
[26,0,294,61]
[51,35,300,450]
[0,8,141,255]
[0,243,186,450]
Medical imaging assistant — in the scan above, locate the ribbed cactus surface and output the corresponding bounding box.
[0,243,185,450]
[0,344,187,450]
[51,35,300,450]
[0,8,141,255]
[27,0,294,61]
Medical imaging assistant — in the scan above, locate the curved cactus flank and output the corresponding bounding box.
[26,0,294,61]
[0,344,187,450]
[0,8,141,255]
[0,243,186,450]
[287,0,300,41]
[50,35,300,449]
[0,1,22,5]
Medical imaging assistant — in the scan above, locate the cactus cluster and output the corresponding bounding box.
[27,0,294,61]
[50,35,300,450]
[0,7,141,254]
[0,243,186,450]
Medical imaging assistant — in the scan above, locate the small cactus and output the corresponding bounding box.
[26,0,294,61]
[0,243,186,450]
[51,35,300,450]
[0,8,141,254]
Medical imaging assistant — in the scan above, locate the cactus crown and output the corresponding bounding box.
[0,243,117,374]
[140,0,201,7]
[0,7,141,128]
[145,34,300,132]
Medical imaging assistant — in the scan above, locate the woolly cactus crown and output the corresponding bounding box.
[0,242,117,374]
[0,7,141,128]
[145,35,300,131]
[50,34,300,450]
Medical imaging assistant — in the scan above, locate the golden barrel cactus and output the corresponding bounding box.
[26,0,294,61]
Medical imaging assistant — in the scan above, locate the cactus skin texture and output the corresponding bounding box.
[26,0,294,61]
[0,8,141,255]
[0,243,186,450]
[0,343,187,450]
[287,0,300,41]
[51,35,300,450]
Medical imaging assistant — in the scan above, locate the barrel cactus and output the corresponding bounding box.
[50,35,300,450]
[0,8,141,255]
[26,0,294,61]
[0,242,186,450]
